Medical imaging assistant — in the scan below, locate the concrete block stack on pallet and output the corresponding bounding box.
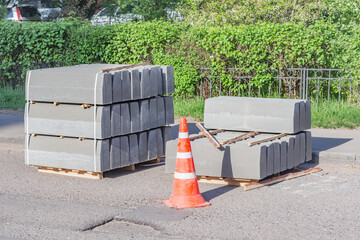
[165,96,312,180]
[25,64,175,173]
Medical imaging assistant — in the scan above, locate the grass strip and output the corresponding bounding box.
[173,96,204,121]
[0,87,25,110]
[1,87,359,129]
[312,100,360,129]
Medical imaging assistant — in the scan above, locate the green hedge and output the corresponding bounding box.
[0,20,359,97]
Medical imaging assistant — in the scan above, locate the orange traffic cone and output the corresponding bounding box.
[163,118,210,209]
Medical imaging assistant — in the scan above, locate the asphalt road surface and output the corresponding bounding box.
[0,140,360,240]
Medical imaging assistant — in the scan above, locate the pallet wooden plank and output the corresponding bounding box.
[243,167,322,191]
[220,131,260,145]
[195,123,221,148]
[248,133,288,147]
[189,129,225,141]
[197,176,258,187]
[37,166,103,180]
[146,157,162,164]
[123,165,135,171]
[34,156,164,179]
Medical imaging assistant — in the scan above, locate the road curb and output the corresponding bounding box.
[312,151,359,166]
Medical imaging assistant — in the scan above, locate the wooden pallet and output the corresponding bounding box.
[197,176,258,187]
[197,167,322,191]
[34,157,164,179]
[36,166,103,180]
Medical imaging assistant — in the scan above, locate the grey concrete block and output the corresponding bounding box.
[27,102,111,139]
[164,96,174,125]
[305,100,311,130]
[130,69,141,100]
[280,141,287,172]
[267,144,274,176]
[157,97,166,127]
[294,134,301,166]
[120,136,130,167]
[139,68,150,99]
[355,154,360,167]
[156,128,164,157]
[25,135,109,172]
[165,131,302,180]
[204,97,302,134]
[120,70,131,101]
[299,132,306,163]
[120,103,130,135]
[130,102,140,133]
[149,68,159,97]
[147,129,157,160]
[161,65,175,95]
[149,98,158,129]
[273,142,281,174]
[162,126,172,156]
[287,137,295,169]
[26,65,113,105]
[312,151,356,165]
[129,134,139,164]
[112,72,121,103]
[138,132,148,163]
[111,104,121,137]
[305,131,312,162]
[299,101,306,131]
[165,132,268,180]
[154,67,163,96]
[293,102,300,133]
[139,100,150,131]
[110,137,121,169]
[165,140,177,173]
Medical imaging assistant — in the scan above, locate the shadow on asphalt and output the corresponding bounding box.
[103,159,165,179]
[0,114,24,129]
[312,137,352,152]
[201,185,237,202]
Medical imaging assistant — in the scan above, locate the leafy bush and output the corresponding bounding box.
[0,20,77,87]
[0,20,359,97]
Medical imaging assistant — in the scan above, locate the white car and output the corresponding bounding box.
[91,5,143,25]
[7,4,42,22]
[38,7,62,22]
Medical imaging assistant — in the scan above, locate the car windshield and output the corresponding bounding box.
[98,4,134,17]
[117,4,134,14]
[19,6,41,17]
[98,6,118,17]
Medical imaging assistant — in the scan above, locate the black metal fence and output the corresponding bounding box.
[199,68,357,104]
[1,64,357,104]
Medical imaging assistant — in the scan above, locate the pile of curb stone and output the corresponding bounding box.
[25,64,174,173]
[166,96,312,180]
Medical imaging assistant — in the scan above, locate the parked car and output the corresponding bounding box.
[91,5,143,25]
[165,7,183,22]
[38,7,62,22]
[7,4,42,22]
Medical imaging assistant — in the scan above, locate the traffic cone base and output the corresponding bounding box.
[163,194,210,209]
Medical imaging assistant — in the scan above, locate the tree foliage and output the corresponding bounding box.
[1,20,359,95]
[61,0,98,19]
[178,0,360,26]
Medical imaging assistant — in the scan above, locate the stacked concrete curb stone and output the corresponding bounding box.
[165,96,312,180]
[25,64,174,173]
